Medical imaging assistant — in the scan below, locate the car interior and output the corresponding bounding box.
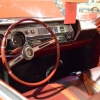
[1,0,100,100]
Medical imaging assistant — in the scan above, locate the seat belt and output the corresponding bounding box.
[78,73,100,97]
[80,74,95,96]
[71,72,95,97]
[82,74,100,91]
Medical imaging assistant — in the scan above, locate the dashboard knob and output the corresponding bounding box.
[25,30,30,35]
[31,30,35,34]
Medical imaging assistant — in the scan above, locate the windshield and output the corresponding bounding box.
[0,0,100,23]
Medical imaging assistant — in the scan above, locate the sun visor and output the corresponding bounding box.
[0,0,63,18]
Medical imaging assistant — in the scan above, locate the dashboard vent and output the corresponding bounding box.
[38,26,58,35]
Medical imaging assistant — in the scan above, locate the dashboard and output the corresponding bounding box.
[0,21,74,52]
[0,18,97,58]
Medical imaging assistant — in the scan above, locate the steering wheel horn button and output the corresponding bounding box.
[22,46,34,60]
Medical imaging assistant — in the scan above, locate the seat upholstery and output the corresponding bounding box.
[23,67,100,100]
[89,92,100,100]
[23,75,89,100]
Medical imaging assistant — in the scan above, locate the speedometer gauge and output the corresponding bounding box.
[11,31,25,48]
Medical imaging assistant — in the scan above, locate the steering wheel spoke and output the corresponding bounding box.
[33,38,55,52]
[9,54,24,67]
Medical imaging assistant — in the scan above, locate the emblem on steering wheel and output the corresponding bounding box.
[22,46,34,60]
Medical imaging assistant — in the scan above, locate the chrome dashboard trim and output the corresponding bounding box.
[0,18,97,30]
[0,18,65,25]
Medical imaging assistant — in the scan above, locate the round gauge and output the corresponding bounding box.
[0,34,4,46]
[11,31,25,48]
[66,32,74,41]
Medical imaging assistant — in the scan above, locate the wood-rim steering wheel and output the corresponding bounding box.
[1,18,60,86]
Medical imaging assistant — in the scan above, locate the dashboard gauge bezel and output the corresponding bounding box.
[0,34,7,48]
[0,34,4,46]
[11,31,25,48]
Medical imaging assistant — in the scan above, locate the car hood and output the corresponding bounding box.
[0,0,65,19]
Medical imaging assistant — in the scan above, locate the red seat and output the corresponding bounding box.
[23,75,89,100]
[89,92,100,100]
[23,67,100,100]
